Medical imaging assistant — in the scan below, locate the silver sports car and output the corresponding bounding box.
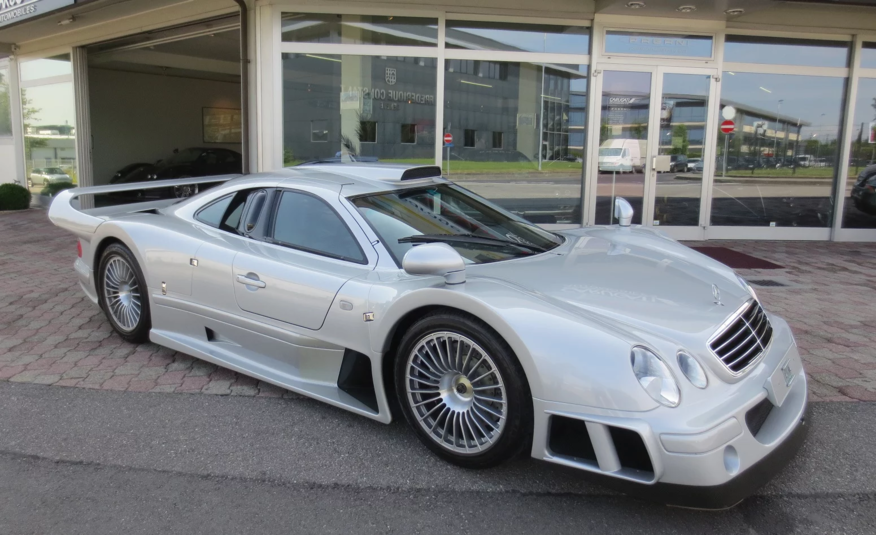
[49,164,807,508]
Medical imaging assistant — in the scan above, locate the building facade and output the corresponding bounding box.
[1,0,876,241]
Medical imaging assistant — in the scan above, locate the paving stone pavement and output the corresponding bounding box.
[1,208,875,401]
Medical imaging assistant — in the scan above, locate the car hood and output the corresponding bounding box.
[470,227,749,337]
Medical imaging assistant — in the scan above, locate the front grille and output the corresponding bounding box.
[709,300,773,374]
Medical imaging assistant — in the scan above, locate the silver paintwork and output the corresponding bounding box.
[614,197,634,227]
[48,164,806,494]
[402,243,466,285]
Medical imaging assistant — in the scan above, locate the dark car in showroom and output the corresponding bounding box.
[101,148,242,204]
[109,162,154,184]
[851,164,876,215]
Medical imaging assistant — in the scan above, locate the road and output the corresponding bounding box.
[0,381,874,534]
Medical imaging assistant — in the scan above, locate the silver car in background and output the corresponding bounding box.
[29,167,72,188]
[48,163,807,509]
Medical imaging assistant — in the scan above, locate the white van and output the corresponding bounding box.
[598,139,646,173]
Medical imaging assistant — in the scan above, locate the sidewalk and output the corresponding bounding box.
[1,208,875,401]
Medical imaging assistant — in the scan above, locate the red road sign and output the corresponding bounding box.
[720,120,735,134]
[444,133,453,144]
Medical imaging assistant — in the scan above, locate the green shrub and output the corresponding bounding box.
[0,183,31,211]
[40,181,75,197]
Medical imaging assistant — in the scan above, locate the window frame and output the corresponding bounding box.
[400,123,417,144]
[463,129,476,148]
[267,188,369,265]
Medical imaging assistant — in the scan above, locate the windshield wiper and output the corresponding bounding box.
[398,233,547,253]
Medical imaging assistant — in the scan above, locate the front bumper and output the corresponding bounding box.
[530,320,808,509]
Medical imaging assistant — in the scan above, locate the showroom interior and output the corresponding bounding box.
[1,0,876,241]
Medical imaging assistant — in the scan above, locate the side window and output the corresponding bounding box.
[196,189,267,236]
[271,191,366,264]
[195,194,234,227]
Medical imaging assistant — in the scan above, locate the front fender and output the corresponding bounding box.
[368,276,659,412]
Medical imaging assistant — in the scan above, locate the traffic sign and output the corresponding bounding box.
[720,120,735,134]
[722,106,736,120]
[443,133,453,145]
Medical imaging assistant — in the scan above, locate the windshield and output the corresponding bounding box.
[44,168,65,175]
[351,184,564,265]
[599,148,622,157]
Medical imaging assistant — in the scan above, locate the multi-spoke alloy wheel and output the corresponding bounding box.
[98,243,151,343]
[405,332,507,454]
[103,256,142,331]
[396,312,532,469]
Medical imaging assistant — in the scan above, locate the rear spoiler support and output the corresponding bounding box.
[47,175,240,240]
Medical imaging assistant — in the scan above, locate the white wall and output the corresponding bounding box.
[88,68,241,185]
[0,139,16,184]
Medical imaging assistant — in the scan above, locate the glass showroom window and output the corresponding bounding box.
[444,61,587,224]
[281,53,436,165]
[19,55,77,193]
[282,14,438,47]
[713,38,849,228]
[841,76,876,229]
[442,21,589,225]
[0,58,11,137]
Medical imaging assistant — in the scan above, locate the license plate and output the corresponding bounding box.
[781,361,794,387]
[765,353,800,407]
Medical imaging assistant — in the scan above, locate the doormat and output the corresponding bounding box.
[691,247,783,270]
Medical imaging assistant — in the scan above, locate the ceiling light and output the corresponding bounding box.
[626,1,646,8]
[677,5,696,12]
[58,16,75,26]
[725,8,745,16]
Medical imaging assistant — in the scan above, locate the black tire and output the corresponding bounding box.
[394,311,533,469]
[97,243,151,343]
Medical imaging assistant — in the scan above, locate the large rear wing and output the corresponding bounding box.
[47,175,240,240]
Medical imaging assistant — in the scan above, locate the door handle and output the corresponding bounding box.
[236,274,266,288]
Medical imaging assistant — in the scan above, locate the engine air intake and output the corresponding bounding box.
[709,300,773,374]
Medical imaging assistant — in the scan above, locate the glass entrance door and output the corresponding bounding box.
[590,66,717,237]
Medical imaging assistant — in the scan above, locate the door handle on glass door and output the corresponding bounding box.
[236,274,266,288]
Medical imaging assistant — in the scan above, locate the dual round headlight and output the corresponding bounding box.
[631,347,680,408]
[631,347,709,407]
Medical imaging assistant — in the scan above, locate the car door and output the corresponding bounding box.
[232,188,374,331]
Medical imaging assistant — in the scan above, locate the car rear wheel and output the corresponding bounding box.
[395,311,532,469]
[98,243,151,343]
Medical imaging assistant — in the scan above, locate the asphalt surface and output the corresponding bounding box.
[0,381,874,534]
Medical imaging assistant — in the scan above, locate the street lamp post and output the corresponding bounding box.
[773,99,783,162]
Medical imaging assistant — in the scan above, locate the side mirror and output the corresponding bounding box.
[402,243,466,285]
[614,197,634,227]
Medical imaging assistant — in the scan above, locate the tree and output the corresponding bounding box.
[0,70,11,136]
[21,88,48,164]
[669,124,689,155]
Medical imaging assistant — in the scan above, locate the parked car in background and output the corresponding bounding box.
[851,164,876,215]
[28,167,71,188]
[686,158,702,172]
[108,148,242,200]
[668,154,688,173]
[109,162,154,184]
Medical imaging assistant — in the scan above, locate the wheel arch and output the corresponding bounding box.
[372,289,544,400]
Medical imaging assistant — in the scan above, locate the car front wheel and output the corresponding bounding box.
[98,243,151,343]
[395,311,532,469]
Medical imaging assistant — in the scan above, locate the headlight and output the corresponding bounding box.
[631,347,680,407]
[677,351,708,389]
[736,274,758,302]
